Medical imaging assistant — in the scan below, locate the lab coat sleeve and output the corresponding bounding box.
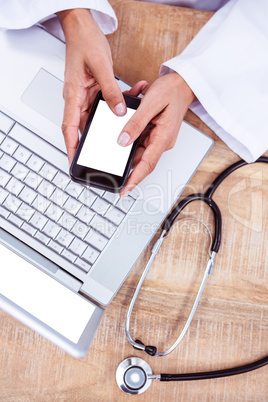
[0,0,117,35]
[160,0,268,162]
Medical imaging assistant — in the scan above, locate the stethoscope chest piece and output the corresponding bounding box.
[116,357,153,395]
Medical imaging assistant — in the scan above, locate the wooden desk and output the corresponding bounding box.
[1,1,267,400]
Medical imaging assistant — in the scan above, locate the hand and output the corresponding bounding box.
[117,73,196,198]
[57,9,127,163]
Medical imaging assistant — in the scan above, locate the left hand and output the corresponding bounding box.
[117,72,196,198]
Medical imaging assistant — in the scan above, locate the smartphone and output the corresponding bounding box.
[70,91,141,193]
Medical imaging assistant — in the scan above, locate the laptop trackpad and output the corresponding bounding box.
[21,68,64,127]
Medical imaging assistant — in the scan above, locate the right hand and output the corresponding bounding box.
[57,9,130,163]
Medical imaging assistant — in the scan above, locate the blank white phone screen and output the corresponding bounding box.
[77,100,136,177]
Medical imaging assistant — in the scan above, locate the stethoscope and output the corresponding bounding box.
[116,157,268,395]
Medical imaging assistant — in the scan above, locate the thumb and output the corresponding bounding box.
[117,97,161,147]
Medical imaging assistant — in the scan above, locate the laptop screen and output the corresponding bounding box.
[0,244,95,343]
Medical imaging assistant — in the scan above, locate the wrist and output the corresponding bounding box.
[170,72,196,106]
[57,9,94,41]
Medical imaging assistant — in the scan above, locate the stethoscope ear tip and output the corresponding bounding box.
[116,357,153,395]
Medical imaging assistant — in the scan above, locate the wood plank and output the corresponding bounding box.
[0,1,267,401]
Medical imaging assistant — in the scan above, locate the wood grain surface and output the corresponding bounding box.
[1,1,267,401]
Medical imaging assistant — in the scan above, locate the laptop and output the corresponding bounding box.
[0,26,213,357]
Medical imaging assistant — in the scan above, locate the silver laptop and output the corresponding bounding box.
[0,26,213,357]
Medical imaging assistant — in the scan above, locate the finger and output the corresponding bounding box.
[131,145,145,170]
[120,132,167,197]
[79,84,100,134]
[130,128,152,170]
[90,61,127,117]
[62,87,82,164]
[117,92,168,148]
[123,81,148,97]
[79,110,90,137]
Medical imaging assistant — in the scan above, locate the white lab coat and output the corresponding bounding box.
[0,0,267,162]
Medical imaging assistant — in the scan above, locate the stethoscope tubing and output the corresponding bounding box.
[159,355,268,381]
[205,156,268,198]
[162,194,222,252]
[125,157,268,366]
[119,157,268,394]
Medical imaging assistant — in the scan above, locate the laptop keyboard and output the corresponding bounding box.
[0,111,136,278]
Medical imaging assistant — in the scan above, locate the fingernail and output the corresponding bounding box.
[117,132,130,147]
[114,102,127,116]
[120,190,130,199]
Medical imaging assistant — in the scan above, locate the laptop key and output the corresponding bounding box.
[90,214,116,238]
[45,203,64,222]
[5,177,24,196]
[91,188,104,197]
[42,221,61,239]
[0,168,11,187]
[0,154,16,172]
[71,221,89,239]
[16,203,35,221]
[78,188,97,208]
[3,194,21,213]
[23,171,42,189]
[0,137,18,155]
[11,162,29,181]
[91,197,110,215]
[0,205,10,219]
[55,228,75,247]
[84,229,108,251]
[58,211,76,230]
[105,206,125,226]
[26,154,44,172]
[19,186,37,204]
[116,196,135,212]
[0,132,5,144]
[63,197,82,216]
[39,162,57,181]
[21,222,36,236]
[21,222,37,236]
[32,194,51,214]
[52,171,70,189]
[48,239,64,254]
[68,238,87,256]
[82,246,100,265]
[76,205,95,225]
[51,188,68,207]
[61,249,76,263]
[13,145,31,164]
[0,112,14,134]
[37,180,55,198]
[102,191,120,205]
[65,182,84,198]
[34,231,50,245]
[75,258,92,273]
[8,213,23,227]
[29,212,48,230]
[0,188,9,204]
